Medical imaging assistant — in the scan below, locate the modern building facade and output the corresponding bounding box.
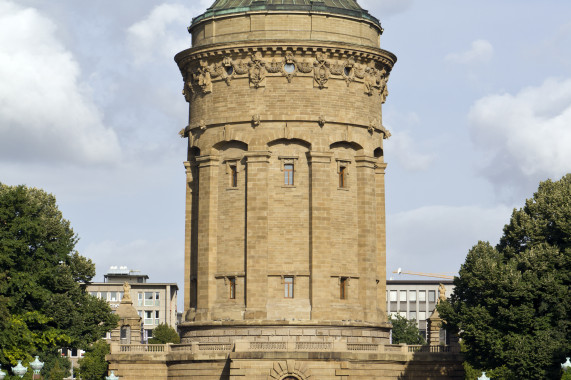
[87,266,178,342]
[386,280,455,341]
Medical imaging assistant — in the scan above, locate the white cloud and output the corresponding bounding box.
[0,0,121,165]
[445,39,494,64]
[385,129,436,171]
[360,0,414,17]
[469,78,571,197]
[387,204,512,276]
[127,3,194,64]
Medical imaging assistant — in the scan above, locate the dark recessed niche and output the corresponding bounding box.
[284,63,295,73]
[344,67,352,76]
[226,66,234,76]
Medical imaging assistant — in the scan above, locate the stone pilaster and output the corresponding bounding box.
[375,162,388,321]
[244,151,271,320]
[307,151,333,320]
[195,155,220,321]
[183,161,193,314]
[355,155,379,322]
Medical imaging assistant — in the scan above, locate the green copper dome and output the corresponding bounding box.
[191,0,381,29]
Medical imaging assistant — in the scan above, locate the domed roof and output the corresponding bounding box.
[191,0,380,29]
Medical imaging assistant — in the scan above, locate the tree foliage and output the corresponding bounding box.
[77,340,110,380]
[148,323,181,344]
[389,314,426,345]
[439,174,571,379]
[0,184,118,372]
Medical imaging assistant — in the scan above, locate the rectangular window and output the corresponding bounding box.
[144,292,153,306]
[419,311,426,321]
[409,311,417,321]
[418,291,426,302]
[230,165,238,187]
[389,290,397,302]
[100,292,107,301]
[399,290,407,302]
[284,277,294,298]
[428,290,436,302]
[90,292,98,297]
[144,311,153,325]
[229,277,236,299]
[284,164,294,186]
[155,311,160,325]
[340,277,348,300]
[118,292,123,301]
[155,292,160,306]
[110,292,117,302]
[339,166,347,188]
[409,291,417,302]
[138,292,143,306]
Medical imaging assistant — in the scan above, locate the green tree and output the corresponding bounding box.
[0,184,118,372]
[77,340,110,380]
[439,174,571,379]
[389,314,426,345]
[148,323,181,344]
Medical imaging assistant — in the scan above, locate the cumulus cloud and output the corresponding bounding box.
[445,39,494,64]
[386,204,512,276]
[0,0,121,164]
[127,3,194,64]
[469,78,571,197]
[385,130,436,171]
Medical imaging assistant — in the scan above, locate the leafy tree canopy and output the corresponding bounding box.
[148,323,181,344]
[439,174,571,379]
[0,184,118,371]
[78,340,110,380]
[389,314,426,345]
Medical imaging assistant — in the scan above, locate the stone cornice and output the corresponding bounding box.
[175,42,396,73]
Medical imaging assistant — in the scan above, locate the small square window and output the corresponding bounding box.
[284,277,294,298]
[409,291,417,302]
[418,291,426,302]
[428,290,436,302]
[400,290,407,301]
[389,290,397,302]
[284,164,294,186]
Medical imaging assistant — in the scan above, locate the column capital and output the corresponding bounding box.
[244,151,271,163]
[196,155,220,167]
[375,162,388,174]
[307,151,333,164]
[354,155,377,168]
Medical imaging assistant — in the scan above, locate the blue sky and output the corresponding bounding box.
[1,0,570,311]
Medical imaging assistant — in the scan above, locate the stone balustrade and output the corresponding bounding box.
[111,342,459,355]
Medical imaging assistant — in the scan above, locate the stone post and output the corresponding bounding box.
[244,151,271,320]
[307,151,333,319]
[427,309,443,346]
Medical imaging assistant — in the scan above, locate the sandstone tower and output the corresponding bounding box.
[107,2,465,378]
[177,0,395,376]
